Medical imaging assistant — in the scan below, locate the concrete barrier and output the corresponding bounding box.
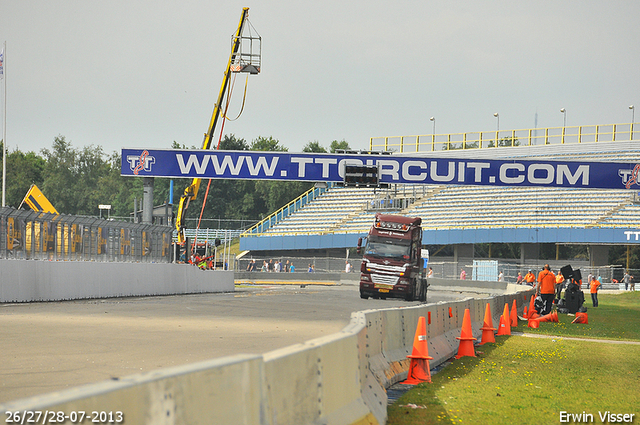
[0,280,535,424]
[0,260,234,302]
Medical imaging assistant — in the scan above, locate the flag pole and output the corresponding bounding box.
[2,41,6,207]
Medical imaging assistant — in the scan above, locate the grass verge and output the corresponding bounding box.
[388,292,640,424]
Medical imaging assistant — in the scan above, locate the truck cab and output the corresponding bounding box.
[358,213,427,302]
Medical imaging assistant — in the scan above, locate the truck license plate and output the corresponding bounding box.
[378,289,390,293]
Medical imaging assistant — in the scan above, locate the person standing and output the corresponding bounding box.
[516,272,524,284]
[623,271,630,291]
[498,271,504,282]
[589,275,601,307]
[345,261,352,273]
[524,270,536,286]
[555,271,565,300]
[536,264,556,315]
[460,269,466,280]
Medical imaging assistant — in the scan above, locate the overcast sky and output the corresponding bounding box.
[1,0,639,156]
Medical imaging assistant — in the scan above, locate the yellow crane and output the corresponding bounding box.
[175,7,260,244]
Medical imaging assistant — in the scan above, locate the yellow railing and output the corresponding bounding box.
[370,122,638,152]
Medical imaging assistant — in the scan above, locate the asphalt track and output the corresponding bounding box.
[0,284,467,403]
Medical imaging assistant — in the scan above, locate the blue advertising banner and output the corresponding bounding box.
[121,148,640,190]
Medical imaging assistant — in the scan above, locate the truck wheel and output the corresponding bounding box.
[360,291,369,299]
[405,282,415,302]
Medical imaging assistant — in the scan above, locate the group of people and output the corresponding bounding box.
[188,253,227,270]
[246,259,297,273]
[621,271,636,291]
[515,265,603,313]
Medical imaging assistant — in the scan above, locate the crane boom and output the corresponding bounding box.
[175,7,250,244]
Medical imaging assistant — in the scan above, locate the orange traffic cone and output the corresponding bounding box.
[529,311,540,320]
[528,318,539,328]
[571,312,588,324]
[496,303,511,335]
[402,316,433,384]
[537,311,558,323]
[528,294,536,315]
[523,305,529,319]
[510,299,518,327]
[479,303,496,345]
[455,308,477,358]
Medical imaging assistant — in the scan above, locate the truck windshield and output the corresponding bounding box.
[364,237,411,260]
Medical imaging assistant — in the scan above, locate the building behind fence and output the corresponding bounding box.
[1,206,173,263]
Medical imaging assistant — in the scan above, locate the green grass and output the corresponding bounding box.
[388,292,640,424]
[521,291,640,340]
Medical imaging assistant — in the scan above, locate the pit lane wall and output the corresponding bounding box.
[0,260,234,302]
[0,283,534,425]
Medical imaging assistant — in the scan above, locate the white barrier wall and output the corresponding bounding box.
[0,260,234,302]
[0,281,534,425]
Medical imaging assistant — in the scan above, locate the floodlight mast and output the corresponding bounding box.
[176,7,258,244]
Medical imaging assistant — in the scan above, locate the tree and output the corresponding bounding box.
[250,136,287,152]
[0,141,46,208]
[303,141,327,153]
[488,136,520,148]
[329,139,350,153]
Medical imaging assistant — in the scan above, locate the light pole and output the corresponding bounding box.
[430,116,435,150]
[631,105,635,140]
[493,113,499,147]
[560,108,567,144]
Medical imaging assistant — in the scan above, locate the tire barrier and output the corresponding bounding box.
[0,284,534,425]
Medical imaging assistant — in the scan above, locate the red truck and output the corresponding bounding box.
[357,213,428,301]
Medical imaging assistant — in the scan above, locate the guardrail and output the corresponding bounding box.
[370,122,638,152]
[0,283,534,425]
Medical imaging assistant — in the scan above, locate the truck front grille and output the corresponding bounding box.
[371,274,398,286]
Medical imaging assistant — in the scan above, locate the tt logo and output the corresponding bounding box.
[623,231,640,241]
[127,150,156,175]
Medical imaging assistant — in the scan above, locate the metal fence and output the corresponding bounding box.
[429,260,638,290]
[239,255,639,291]
[0,206,173,263]
[237,256,355,273]
[370,122,639,153]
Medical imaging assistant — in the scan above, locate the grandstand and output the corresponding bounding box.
[240,125,640,273]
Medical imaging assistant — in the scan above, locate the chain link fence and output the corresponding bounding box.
[238,254,638,291]
[1,206,173,263]
[237,256,355,273]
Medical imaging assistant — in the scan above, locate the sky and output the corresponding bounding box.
[0,0,639,156]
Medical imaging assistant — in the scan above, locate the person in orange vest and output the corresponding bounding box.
[536,264,556,315]
[589,276,601,307]
[524,270,536,286]
[555,271,565,300]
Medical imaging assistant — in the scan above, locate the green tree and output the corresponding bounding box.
[488,136,520,148]
[250,136,287,152]
[0,141,46,208]
[329,139,350,153]
[303,141,327,153]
